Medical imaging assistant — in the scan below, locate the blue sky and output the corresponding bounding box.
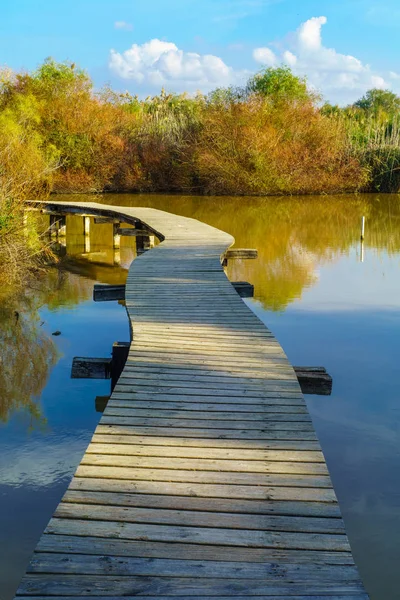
[1,0,400,104]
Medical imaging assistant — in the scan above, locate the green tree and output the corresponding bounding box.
[246,66,314,104]
[354,88,400,116]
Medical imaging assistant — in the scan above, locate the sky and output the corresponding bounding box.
[1,0,400,104]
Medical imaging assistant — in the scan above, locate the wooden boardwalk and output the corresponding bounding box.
[15,201,368,599]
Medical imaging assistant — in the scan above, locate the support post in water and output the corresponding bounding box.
[113,223,121,249]
[84,216,91,237]
[49,214,66,237]
[361,216,365,240]
[111,342,130,391]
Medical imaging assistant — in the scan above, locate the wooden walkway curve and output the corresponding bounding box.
[15,201,368,599]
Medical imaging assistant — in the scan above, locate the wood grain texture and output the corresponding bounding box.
[14,200,368,599]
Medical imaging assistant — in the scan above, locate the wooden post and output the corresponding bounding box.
[113,223,121,249]
[232,281,254,298]
[111,342,130,391]
[361,216,365,240]
[49,214,59,237]
[135,222,145,256]
[84,216,91,237]
[114,248,121,266]
[95,395,110,413]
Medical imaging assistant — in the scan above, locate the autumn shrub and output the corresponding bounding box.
[0,69,57,288]
[195,95,366,195]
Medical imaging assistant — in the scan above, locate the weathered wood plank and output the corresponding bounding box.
[93,429,322,450]
[28,553,359,580]
[53,503,344,534]
[70,476,338,502]
[89,437,323,459]
[45,518,350,551]
[62,490,340,517]
[17,575,366,596]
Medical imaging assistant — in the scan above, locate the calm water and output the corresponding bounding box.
[1,194,400,600]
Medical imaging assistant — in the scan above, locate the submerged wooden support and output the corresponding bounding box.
[222,248,258,266]
[71,357,112,379]
[49,214,66,237]
[93,284,125,302]
[225,248,258,259]
[294,367,333,396]
[71,342,130,387]
[117,227,151,236]
[15,200,368,600]
[111,342,130,392]
[94,281,253,302]
[95,395,110,413]
[232,281,254,298]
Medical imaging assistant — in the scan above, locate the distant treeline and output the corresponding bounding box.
[2,59,400,201]
[1,59,400,286]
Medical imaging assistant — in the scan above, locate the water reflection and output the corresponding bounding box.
[58,193,400,310]
[1,195,400,600]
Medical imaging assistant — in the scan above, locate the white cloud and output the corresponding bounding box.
[253,47,277,66]
[114,21,133,31]
[283,50,297,66]
[109,38,245,92]
[253,16,392,104]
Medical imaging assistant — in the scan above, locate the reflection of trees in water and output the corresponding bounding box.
[0,299,57,426]
[62,192,400,311]
[0,268,94,425]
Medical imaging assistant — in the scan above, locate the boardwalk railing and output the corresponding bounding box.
[15,201,369,599]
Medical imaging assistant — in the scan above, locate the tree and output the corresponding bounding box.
[246,66,314,104]
[354,89,400,116]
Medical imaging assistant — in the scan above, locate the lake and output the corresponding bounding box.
[1,193,400,600]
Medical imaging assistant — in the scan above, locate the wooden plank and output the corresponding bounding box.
[107,399,309,413]
[98,416,314,431]
[93,430,322,450]
[75,464,332,489]
[111,391,305,404]
[16,575,366,596]
[70,476,338,502]
[90,436,322,458]
[28,553,359,580]
[62,490,340,517]
[79,449,328,475]
[86,442,325,464]
[53,503,344,534]
[92,424,319,440]
[17,592,368,600]
[35,534,356,565]
[103,406,311,422]
[45,518,350,551]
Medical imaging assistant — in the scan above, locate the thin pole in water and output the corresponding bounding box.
[361,216,365,240]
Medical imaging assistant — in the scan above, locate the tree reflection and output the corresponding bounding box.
[0,297,57,426]
[68,192,400,310]
[0,267,95,425]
